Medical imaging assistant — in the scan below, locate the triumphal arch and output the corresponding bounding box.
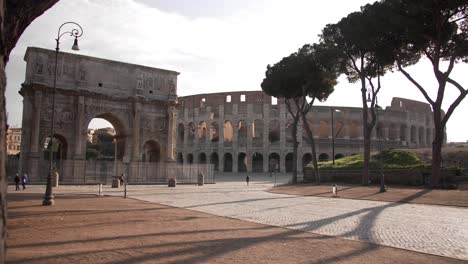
[19,47,179,183]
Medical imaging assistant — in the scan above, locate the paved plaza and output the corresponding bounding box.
[13,174,468,261]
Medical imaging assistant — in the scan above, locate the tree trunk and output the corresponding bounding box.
[291,119,299,184]
[431,108,444,187]
[361,82,370,185]
[0,1,59,261]
[302,114,320,184]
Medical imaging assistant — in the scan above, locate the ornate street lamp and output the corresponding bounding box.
[43,22,83,206]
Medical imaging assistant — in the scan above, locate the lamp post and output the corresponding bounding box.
[331,108,340,166]
[43,22,83,206]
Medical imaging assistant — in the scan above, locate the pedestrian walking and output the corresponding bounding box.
[14,173,20,191]
[246,175,250,186]
[22,173,29,190]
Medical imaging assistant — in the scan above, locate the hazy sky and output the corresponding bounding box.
[5,0,467,142]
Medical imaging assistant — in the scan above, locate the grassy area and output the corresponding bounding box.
[307,149,428,170]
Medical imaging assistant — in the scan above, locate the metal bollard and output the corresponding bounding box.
[98,183,103,196]
[332,184,338,197]
[124,182,127,198]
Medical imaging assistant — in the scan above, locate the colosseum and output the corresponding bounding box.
[176,91,438,174]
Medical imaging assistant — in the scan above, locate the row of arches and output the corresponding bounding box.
[176,152,346,173]
[178,120,433,147]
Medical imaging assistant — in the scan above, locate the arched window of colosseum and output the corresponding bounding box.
[199,121,207,140]
[177,123,185,144]
[238,120,247,140]
[319,121,329,138]
[210,122,219,142]
[252,153,263,172]
[268,153,280,172]
[377,122,384,139]
[285,153,294,172]
[286,120,294,143]
[302,118,314,144]
[335,153,344,160]
[319,153,329,162]
[253,119,264,139]
[426,128,432,145]
[411,125,417,143]
[269,120,280,143]
[188,122,195,142]
[187,154,193,164]
[271,97,278,105]
[210,153,219,171]
[349,121,359,139]
[198,153,207,164]
[388,123,397,140]
[335,121,344,138]
[177,153,183,164]
[400,124,407,141]
[419,127,425,146]
[142,140,160,162]
[226,95,231,103]
[224,121,233,142]
[302,153,313,168]
[240,94,246,102]
[224,153,233,172]
[238,153,247,172]
[200,97,206,108]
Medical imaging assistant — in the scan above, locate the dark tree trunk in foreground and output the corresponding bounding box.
[0,0,59,261]
[301,114,320,184]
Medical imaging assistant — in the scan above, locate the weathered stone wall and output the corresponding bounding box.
[176,92,438,174]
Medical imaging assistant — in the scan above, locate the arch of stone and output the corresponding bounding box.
[19,47,179,183]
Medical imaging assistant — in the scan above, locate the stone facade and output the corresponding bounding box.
[6,127,21,155]
[19,47,179,183]
[176,91,440,173]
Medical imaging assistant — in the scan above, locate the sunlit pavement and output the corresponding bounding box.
[10,173,468,261]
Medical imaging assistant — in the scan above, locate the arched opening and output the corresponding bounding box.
[142,140,160,162]
[188,122,195,143]
[210,122,219,142]
[302,118,314,145]
[400,124,407,141]
[252,153,263,172]
[187,154,194,164]
[224,121,233,142]
[177,123,185,144]
[253,119,264,139]
[319,120,329,138]
[177,153,184,164]
[418,127,425,146]
[268,153,280,172]
[198,152,207,164]
[285,153,294,173]
[410,125,417,143]
[319,153,329,162]
[238,152,247,172]
[223,153,233,172]
[302,153,313,168]
[86,118,118,161]
[199,121,207,140]
[44,134,68,175]
[210,152,219,171]
[335,153,344,160]
[285,120,294,143]
[349,121,360,139]
[238,120,247,141]
[269,120,280,143]
[388,123,397,140]
[335,121,344,138]
[377,122,384,139]
[426,128,432,146]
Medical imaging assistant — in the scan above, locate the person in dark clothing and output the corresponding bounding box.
[246,175,250,186]
[22,173,29,190]
[14,174,20,191]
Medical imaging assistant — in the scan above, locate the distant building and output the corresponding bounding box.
[87,127,115,144]
[7,127,22,155]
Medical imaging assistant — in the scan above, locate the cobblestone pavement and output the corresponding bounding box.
[13,175,468,261]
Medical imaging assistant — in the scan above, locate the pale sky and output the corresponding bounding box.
[5,0,468,142]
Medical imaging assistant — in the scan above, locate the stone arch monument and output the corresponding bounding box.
[19,47,179,183]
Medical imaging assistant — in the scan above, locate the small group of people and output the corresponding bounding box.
[14,173,29,191]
